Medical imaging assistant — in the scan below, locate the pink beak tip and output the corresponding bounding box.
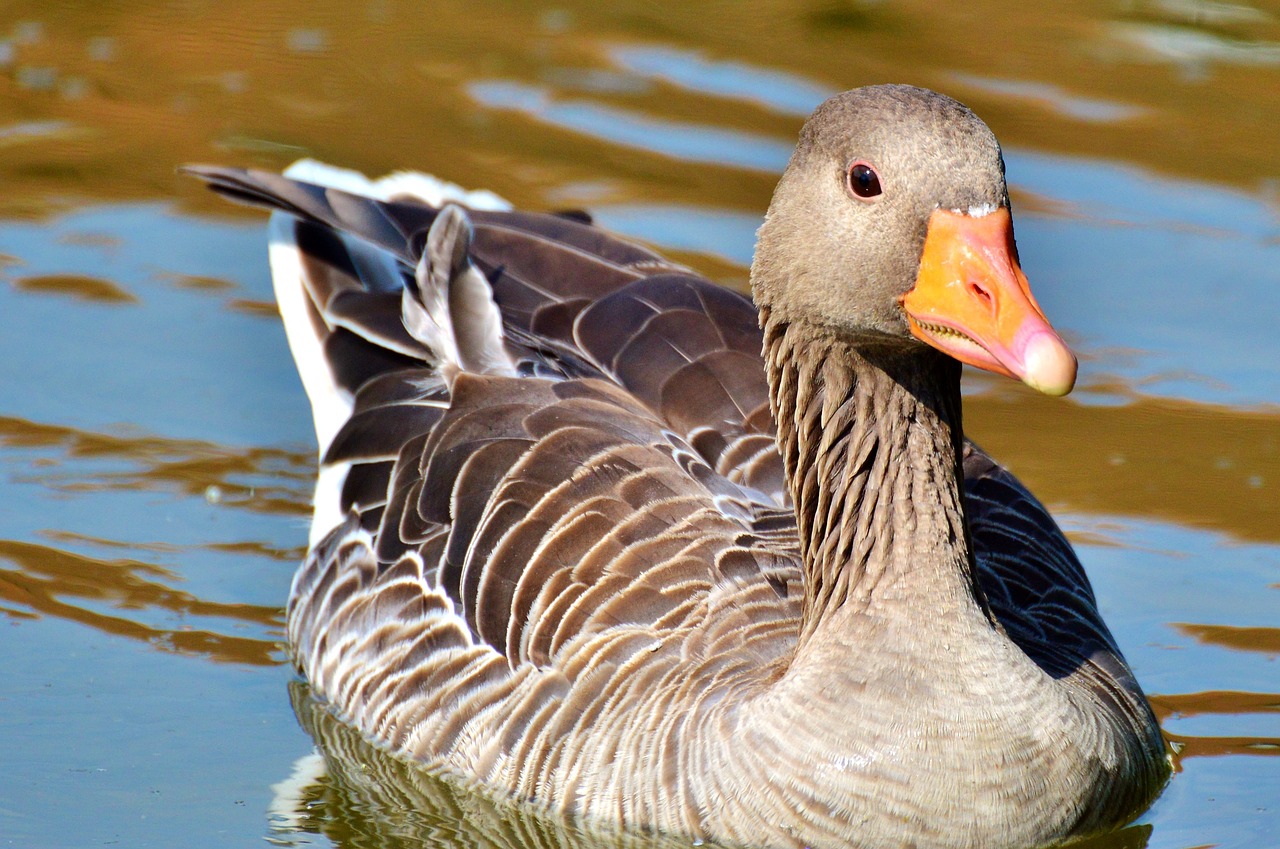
[1019,330,1078,397]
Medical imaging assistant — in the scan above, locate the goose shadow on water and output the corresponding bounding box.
[273,680,1157,849]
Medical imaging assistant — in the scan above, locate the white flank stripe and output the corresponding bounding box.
[268,213,354,457]
[310,462,351,546]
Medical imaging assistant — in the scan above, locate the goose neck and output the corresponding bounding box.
[761,312,991,648]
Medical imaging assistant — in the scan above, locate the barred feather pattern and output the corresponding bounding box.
[188,162,1167,849]
[284,679,722,849]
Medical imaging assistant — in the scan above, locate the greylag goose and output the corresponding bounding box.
[189,84,1169,849]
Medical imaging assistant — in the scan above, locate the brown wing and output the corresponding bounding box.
[188,166,786,497]
[314,367,799,667]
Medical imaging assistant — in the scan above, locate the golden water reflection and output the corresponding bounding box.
[11,273,138,303]
[0,538,283,666]
[0,414,314,519]
[1175,623,1280,656]
[965,392,1280,545]
[3,0,1279,219]
[0,413,306,666]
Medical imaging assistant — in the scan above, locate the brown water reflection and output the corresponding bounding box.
[0,414,314,518]
[1150,690,1280,765]
[0,539,282,666]
[1175,623,1280,656]
[966,393,1280,544]
[0,413,302,667]
[12,273,138,303]
[3,0,1279,216]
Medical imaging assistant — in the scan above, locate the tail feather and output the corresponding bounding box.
[404,205,515,383]
[253,161,515,543]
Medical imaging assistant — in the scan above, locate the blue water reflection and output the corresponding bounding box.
[468,80,794,172]
[610,44,832,115]
[0,204,312,446]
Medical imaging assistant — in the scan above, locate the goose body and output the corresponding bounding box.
[192,85,1168,849]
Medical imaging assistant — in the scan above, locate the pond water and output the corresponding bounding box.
[1,2,1277,847]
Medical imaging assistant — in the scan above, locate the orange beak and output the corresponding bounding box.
[901,207,1077,396]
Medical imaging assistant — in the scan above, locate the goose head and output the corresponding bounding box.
[751,84,1077,396]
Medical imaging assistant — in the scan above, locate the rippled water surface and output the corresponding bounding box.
[1,2,1277,847]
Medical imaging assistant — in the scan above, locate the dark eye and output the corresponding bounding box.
[846,161,882,200]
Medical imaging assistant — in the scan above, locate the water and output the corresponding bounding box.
[1,2,1276,847]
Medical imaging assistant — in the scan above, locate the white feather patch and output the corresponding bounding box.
[310,463,351,547]
[283,158,512,210]
[268,212,354,458]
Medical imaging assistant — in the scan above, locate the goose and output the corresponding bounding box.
[188,84,1169,849]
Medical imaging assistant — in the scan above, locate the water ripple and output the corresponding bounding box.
[0,415,314,518]
[0,538,283,666]
[609,44,831,116]
[11,273,137,304]
[1112,21,1280,68]
[952,74,1149,123]
[468,80,793,172]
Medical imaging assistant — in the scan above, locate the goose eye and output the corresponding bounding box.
[846,161,882,200]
